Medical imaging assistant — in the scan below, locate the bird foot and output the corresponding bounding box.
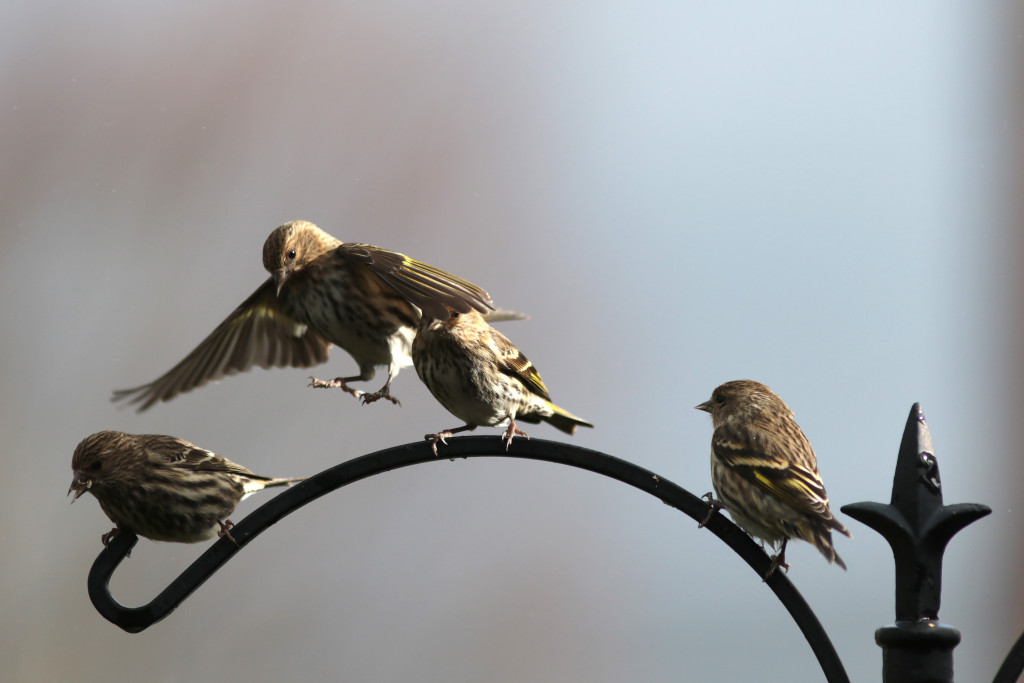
[501,423,529,450]
[763,542,790,581]
[698,492,724,528]
[101,527,119,546]
[307,376,364,399]
[360,388,400,406]
[218,520,240,547]
[426,431,454,457]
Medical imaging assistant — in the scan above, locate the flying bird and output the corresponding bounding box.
[112,220,506,409]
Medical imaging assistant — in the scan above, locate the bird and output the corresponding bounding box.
[112,220,508,410]
[413,307,593,455]
[695,380,850,578]
[69,430,304,545]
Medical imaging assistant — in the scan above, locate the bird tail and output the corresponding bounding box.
[828,516,852,538]
[809,521,850,570]
[260,476,306,489]
[482,309,528,323]
[542,403,594,435]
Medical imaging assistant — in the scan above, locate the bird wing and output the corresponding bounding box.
[336,243,495,320]
[139,434,260,478]
[490,328,552,401]
[111,279,331,412]
[711,423,831,518]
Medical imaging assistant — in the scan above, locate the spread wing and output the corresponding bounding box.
[111,279,331,412]
[337,243,495,320]
[711,422,831,519]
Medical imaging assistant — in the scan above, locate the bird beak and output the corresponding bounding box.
[273,269,288,297]
[695,400,712,413]
[68,473,91,503]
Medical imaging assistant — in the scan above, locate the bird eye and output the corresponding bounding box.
[715,395,726,405]
[287,248,297,260]
[86,461,102,471]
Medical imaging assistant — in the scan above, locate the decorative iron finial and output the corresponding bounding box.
[842,403,991,682]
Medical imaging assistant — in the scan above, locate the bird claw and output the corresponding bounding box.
[218,520,240,547]
[763,556,790,581]
[501,423,529,451]
[101,527,132,556]
[360,389,400,406]
[426,431,453,457]
[698,492,724,528]
[307,376,364,399]
[762,539,790,580]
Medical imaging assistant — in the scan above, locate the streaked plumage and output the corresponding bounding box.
[112,220,501,409]
[413,308,593,455]
[695,380,850,577]
[69,431,303,545]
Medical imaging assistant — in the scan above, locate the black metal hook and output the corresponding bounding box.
[87,436,848,682]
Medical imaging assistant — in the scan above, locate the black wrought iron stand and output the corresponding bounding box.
[85,404,1023,682]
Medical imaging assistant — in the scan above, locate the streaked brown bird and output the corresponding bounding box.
[112,220,502,409]
[695,380,850,578]
[413,308,593,455]
[69,430,303,545]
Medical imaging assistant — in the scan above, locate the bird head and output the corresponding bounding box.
[68,433,111,502]
[263,220,339,297]
[695,383,735,419]
[695,379,790,427]
[68,431,135,503]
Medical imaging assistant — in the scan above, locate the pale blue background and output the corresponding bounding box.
[2,2,1019,681]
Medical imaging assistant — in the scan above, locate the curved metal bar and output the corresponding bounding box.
[993,628,1024,683]
[87,436,849,682]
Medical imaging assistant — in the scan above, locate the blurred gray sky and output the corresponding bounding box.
[2,2,1020,681]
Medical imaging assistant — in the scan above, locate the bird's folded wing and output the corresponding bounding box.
[712,426,830,518]
[491,329,552,401]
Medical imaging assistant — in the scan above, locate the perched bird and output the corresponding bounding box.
[413,307,593,455]
[69,431,303,545]
[695,380,850,578]
[112,220,504,410]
